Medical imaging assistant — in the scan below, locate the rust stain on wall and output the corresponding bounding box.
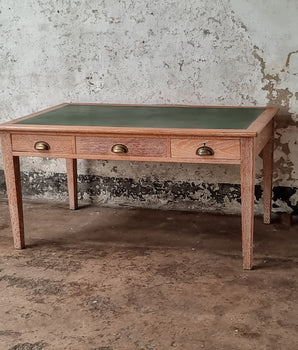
[285,49,298,68]
[252,47,293,114]
[252,46,298,189]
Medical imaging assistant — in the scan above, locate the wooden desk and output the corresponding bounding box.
[0,103,279,269]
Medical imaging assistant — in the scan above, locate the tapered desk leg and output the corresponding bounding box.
[1,133,25,249]
[66,158,78,210]
[261,136,274,224]
[240,138,256,270]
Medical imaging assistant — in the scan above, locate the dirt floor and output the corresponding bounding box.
[0,199,297,350]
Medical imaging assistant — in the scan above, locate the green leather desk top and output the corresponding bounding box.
[16,104,264,130]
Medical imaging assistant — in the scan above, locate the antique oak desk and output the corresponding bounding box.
[0,103,278,269]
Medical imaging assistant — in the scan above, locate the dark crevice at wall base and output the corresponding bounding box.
[0,170,297,214]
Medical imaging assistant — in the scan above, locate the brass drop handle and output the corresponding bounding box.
[196,143,214,156]
[34,141,50,151]
[111,144,128,153]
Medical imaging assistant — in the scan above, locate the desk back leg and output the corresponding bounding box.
[1,133,25,249]
[240,137,256,270]
[66,158,78,210]
[260,135,274,224]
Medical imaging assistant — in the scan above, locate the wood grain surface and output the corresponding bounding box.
[11,134,73,154]
[255,120,274,156]
[1,133,25,248]
[66,159,78,210]
[76,136,167,157]
[261,135,274,224]
[240,137,256,270]
[171,138,240,160]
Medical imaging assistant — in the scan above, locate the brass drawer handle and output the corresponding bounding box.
[196,143,214,156]
[111,144,128,153]
[34,141,50,151]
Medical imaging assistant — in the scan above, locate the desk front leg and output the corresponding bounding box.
[1,133,25,249]
[66,158,78,210]
[240,138,256,270]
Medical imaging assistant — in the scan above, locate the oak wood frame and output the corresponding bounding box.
[0,103,279,269]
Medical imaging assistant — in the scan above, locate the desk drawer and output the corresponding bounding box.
[11,134,73,154]
[171,138,240,160]
[76,136,167,158]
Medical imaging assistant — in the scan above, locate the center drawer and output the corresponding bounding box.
[76,136,167,158]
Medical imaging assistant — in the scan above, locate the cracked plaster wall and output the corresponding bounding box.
[0,1,297,214]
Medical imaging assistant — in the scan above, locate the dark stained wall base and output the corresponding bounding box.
[0,170,297,215]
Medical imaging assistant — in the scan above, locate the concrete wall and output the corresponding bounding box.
[0,1,297,214]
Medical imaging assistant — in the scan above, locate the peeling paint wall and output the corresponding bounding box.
[0,1,297,214]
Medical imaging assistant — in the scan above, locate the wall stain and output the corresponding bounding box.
[252,46,298,186]
[274,129,296,184]
[272,186,298,213]
[207,17,221,25]
[253,46,297,122]
[0,170,296,214]
[285,49,298,68]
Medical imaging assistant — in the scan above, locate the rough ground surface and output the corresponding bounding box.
[0,199,297,350]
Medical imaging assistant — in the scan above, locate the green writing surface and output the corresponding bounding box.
[17,104,264,129]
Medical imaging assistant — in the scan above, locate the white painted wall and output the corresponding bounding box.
[0,1,297,212]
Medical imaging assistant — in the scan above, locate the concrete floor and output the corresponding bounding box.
[0,199,297,350]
